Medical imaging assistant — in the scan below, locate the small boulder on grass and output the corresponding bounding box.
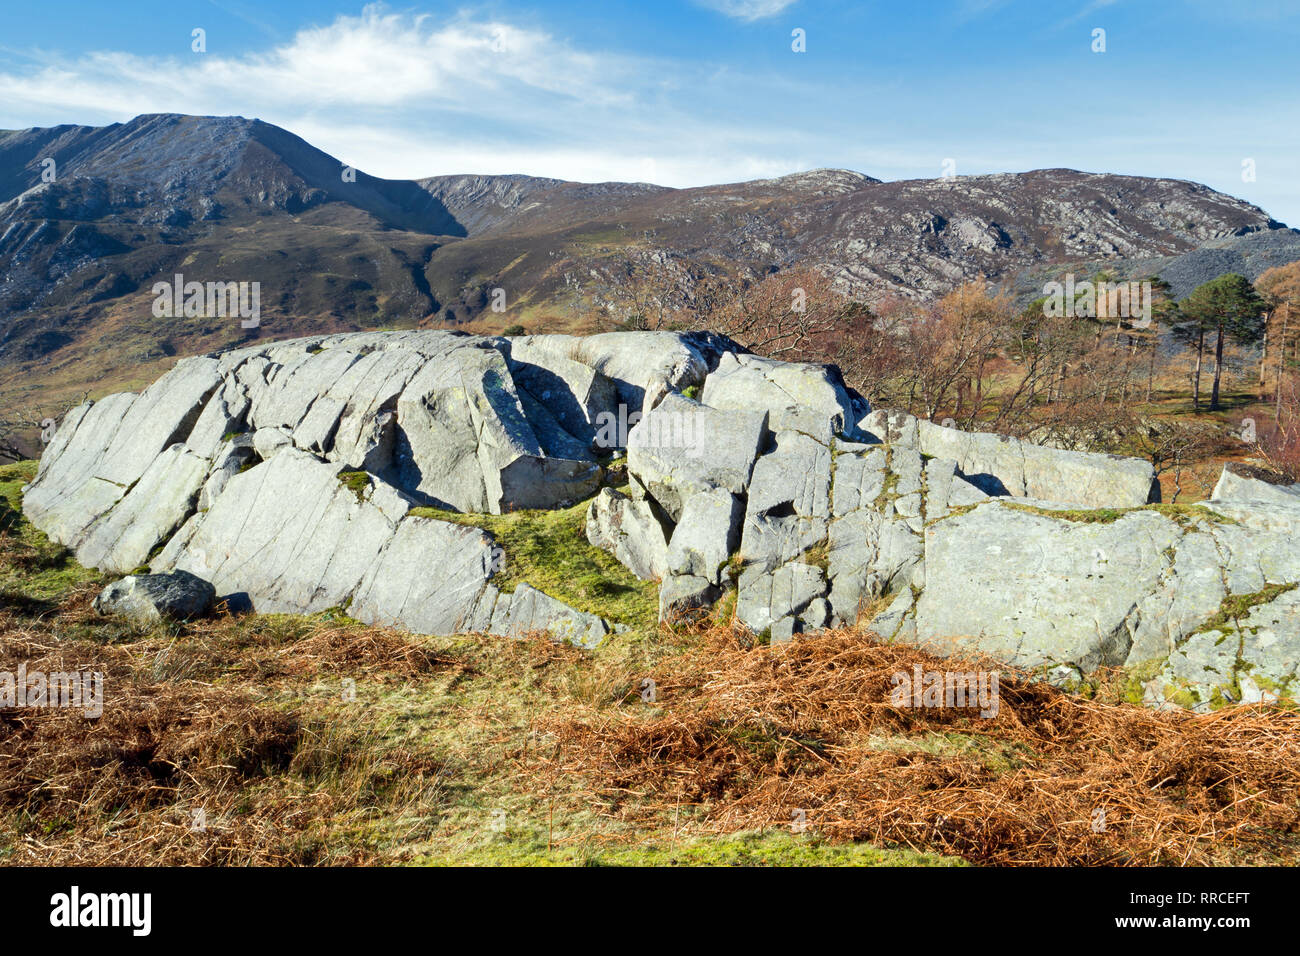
[93,571,216,625]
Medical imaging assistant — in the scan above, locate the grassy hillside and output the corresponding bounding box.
[2,460,1298,866]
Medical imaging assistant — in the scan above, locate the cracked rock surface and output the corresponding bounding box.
[26,330,735,645]
[25,329,1300,705]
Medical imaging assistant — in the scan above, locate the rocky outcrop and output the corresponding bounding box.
[25,330,1300,709]
[1211,462,1300,507]
[701,352,862,440]
[589,381,1300,709]
[25,330,739,644]
[860,409,1160,507]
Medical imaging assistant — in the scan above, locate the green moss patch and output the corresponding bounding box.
[1193,583,1298,637]
[337,470,372,502]
[415,828,965,867]
[0,460,108,604]
[410,494,659,630]
[1001,501,1234,527]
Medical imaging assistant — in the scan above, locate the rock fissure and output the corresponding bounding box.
[24,330,1300,703]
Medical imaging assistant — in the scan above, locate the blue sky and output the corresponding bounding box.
[2,0,1297,224]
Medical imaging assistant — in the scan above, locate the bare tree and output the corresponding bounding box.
[0,384,84,464]
[709,268,860,356]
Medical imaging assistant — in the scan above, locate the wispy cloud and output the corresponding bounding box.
[0,1,1294,224]
[0,5,636,113]
[695,0,798,22]
[0,4,807,185]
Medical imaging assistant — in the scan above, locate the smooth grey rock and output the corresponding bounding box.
[247,345,362,433]
[27,329,1300,712]
[748,431,832,518]
[827,509,924,625]
[801,596,831,631]
[394,345,540,513]
[488,584,610,648]
[770,617,797,644]
[666,488,743,585]
[585,486,671,580]
[154,449,411,614]
[830,444,888,513]
[516,387,593,460]
[349,516,499,636]
[1196,498,1300,537]
[1211,464,1300,507]
[628,393,767,522]
[22,356,221,547]
[252,426,293,460]
[741,430,831,573]
[21,393,147,548]
[93,570,215,624]
[923,455,990,522]
[870,588,916,641]
[74,444,211,574]
[823,443,925,625]
[860,409,1158,508]
[659,573,721,623]
[198,437,254,511]
[916,503,1182,670]
[326,347,428,467]
[513,331,719,413]
[149,449,616,643]
[93,356,223,488]
[1122,529,1229,665]
[858,408,917,447]
[737,560,827,635]
[702,351,856,438]
[919,417,1158,506]
[1150,585,1300,711]
[506,341,619,446]
[185,379,250,459]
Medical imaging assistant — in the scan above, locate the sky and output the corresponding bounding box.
[1,0,1297,224]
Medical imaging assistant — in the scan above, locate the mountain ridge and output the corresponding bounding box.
[2,113,1296,415]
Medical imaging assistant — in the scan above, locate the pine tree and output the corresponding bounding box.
[1174,274,1266,411]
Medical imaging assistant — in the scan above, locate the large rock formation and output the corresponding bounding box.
[585,367,1299,710]
[24,330,737,645]
[23,329,1300,709]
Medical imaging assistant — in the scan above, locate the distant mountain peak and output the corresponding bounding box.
[2,114,1295,409]
[753,168,881,193]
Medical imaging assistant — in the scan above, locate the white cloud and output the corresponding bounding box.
[695,1,798,22]
[0,5,637,116]
[0,2,1294,224]
[0,3,823,187]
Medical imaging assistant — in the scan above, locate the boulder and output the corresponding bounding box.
[1211,463,1300,507]
[627,393,767,522]
[659,573,720,623]
[26,329,1300,709]
[489,584,612,649]
[93,570,215,624]
[585,484,671,581]
[859,409,1159,508]
[666,488,744,585]
[702,351,858,439]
